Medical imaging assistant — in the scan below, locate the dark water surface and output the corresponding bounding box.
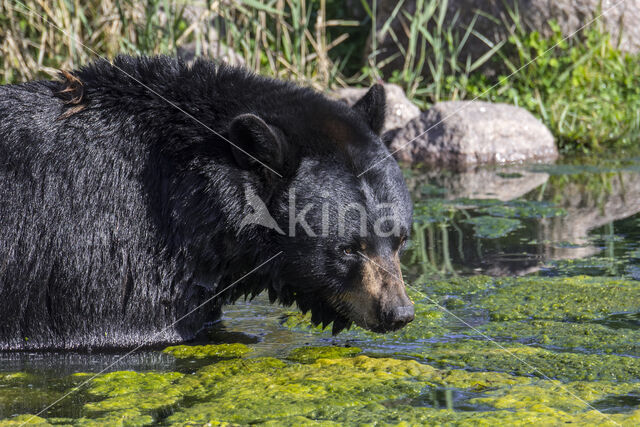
[2,154,640,425]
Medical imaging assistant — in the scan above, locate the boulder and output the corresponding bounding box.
[331,83,421,133]
[390,101,557,166]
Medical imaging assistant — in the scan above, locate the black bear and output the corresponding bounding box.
[0,56,413,350]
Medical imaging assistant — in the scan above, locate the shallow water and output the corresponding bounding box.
[2,155,640,425]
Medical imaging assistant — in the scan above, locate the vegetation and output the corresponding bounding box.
[163,343,252,359]
[3,351,640,425]
[466,19,640,153]
[0,0,353,89]
[1,1,638,150]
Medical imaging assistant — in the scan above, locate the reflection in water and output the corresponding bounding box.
[592,393,640,414]
[412,167,550,201]
[542,171,640,260]
[404,160,640,277]
[593,312,640,330]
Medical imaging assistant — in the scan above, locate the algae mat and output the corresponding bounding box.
[2,346,640,426]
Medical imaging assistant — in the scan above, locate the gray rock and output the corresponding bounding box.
[374,0,640,71]
[514,0,640,53]
[390,101,557,166]
[331,84,421,133]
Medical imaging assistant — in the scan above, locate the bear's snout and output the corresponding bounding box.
[339,254,415,333]
[379,281,414,331]
[384,304,415,331]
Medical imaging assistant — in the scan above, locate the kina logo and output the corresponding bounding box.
[238,185,285,235]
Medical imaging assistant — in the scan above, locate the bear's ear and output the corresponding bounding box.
[352,84,386,135]
[228,114,286,176]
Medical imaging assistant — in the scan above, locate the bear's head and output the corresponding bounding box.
[227,85,414,334]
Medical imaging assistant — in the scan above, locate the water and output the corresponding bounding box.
[2,155,640,425]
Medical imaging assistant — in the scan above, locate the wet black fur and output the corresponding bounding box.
[0,56,411,350]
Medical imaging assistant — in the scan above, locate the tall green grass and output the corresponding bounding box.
[0,0,497,95]
[462,11,640,152]
[0,0,355,89]
[356,0,503,107]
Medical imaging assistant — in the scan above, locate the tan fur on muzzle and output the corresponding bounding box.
[341,254,412,330]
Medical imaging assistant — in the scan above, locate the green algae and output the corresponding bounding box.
[0,373,32,383]
[408,339,640,382]
[3,353,640,425]
[292,405,639,426]
[0,415,50,426]
[287,346,362,363]
[480,275,640,321]
[593,392,640,414]
[0,389,60,421]
[163,355,640,425]
[166,356,433,425]
[477,320,640,356]
[70,409,154,426]
[426,275,494,297]
[464,216,522,239]
[443,296,466,309]
[83,371,196,413]
[471,380,640,417]
[162,343,251,359]
[421,275,640,323]
[413,199,455,225]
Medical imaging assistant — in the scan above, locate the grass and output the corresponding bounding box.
[357,0,504,106]
[1,0,639,153]
[461,10,640,153]
[0,0,354,89]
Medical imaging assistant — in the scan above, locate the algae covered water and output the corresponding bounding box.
[2,155,640,425]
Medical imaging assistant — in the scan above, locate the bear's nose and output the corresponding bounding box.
[388,304,414,330]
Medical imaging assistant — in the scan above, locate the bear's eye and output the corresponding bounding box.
[398,235,408,249]
[342,244,361,256]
